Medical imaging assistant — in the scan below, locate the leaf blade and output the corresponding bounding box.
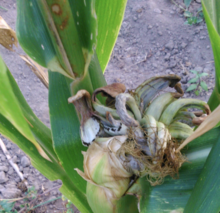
[48,71,87,194]
[200,81,208,91]
[95,0,128,72]
[186,84,197,92]
[184,136,220,213]
[139,127,220,213]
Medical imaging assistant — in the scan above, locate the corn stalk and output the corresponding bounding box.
[0,0,220,212]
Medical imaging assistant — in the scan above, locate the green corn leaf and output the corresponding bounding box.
[184,0,193,8]
[139,127,220,213]
[184,136,220,213]
[0,113,90,213]
[0,56,90,212]
[95,0,127,72]
[200,81,208,91]
[188,77,198,84]
[116,195,139,213]
[1,58,58,163]
[0,55,52,161]
[16,0,97,80]
[49,71,93,212]
[186,84,197,92]
[202,0,220,110]
[49,71,86,192]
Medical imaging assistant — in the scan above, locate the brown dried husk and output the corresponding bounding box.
[117,127,186,186]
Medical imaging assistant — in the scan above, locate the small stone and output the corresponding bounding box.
[148,25,152,29]
[181,42,187,49]
[21,156,30,168]
[0,166,8,172]
[158,31,162,36]
[165,69,174,75]
[154,8,162,14]
[48,196,57,204]
[164,53,171,61]
[5,182,17,189]
[203,68,210,73]
[0,154,6,162]
[169,59,177,68]
[0,171,8,183]
[8,167,14,175]
[114,78,121,83]
[1,188,22,199]
[182,69,189,76]
[152,63,158,68]
[165,40,174,50]
[206,45,210,49]
[181,77,188,84]
[181,84,188,91]
[12,156,18,163]
[23,167,29,174]
[6,143,12,149]
[171,48,178,55]
[118,62,124,69]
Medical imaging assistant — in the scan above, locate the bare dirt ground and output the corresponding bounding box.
[0,0,215,212]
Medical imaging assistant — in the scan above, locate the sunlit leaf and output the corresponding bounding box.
[186,84,197,92]
[202,0,220,110]
[95,0,128,72]
[184,136,220,213]
[200,81,208,91]
[188,77,198,83]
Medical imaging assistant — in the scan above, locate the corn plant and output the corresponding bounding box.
[0,0,220,213]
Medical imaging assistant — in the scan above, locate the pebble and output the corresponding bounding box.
[21,156,31,168]
[166,69,174,74]
[165,40,174,50]
[181,42,187,49]
[12,155,19,163]
[158,31,163,36]
[0,171,8,183]
[1,187,22,199]
[164,53,171,61]
[0,154,6,161]
[154,8,162,14]
[181,77,188,84]
[0,166,8,172]
[169,59,177,68]
[8,167,14,175]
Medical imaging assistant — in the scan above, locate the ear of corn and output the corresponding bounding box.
[69,74,211,212]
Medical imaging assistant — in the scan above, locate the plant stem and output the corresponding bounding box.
[0,6,7,11]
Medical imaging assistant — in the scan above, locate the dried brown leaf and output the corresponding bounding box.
[19,55,49,88]
[0,16,18,51]
[92,83,126,102]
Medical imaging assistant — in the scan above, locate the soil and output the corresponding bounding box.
[0,0,215,212]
